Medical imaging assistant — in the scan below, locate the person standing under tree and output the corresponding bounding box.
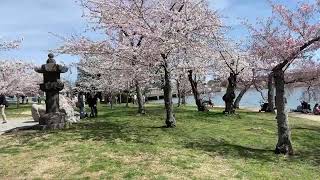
[87,92,99,117]
[0,94,8,123]
[37,94,41,104]
[133,94,137,104]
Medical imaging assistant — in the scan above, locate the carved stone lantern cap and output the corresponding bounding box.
[35,54,68,74]
[48,53,54,58]
[47,53,56,64]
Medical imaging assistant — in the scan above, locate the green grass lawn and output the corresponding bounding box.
[5,103,33,119]
[0,104,319,179]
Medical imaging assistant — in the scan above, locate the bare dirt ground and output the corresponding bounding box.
[289,112,320,122]
[0,119,37,135]
[241,107,320,122]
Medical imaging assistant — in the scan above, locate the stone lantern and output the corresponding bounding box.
[35,53,68,129]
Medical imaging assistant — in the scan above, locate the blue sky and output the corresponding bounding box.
[0,0,87,64]
[0,0,315,70]
[0,0,273,64]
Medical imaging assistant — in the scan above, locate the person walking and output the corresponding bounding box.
[133,94,137,105]
[37,95,41,104]
[88,93,98,117]
[115,96,118,105]
[0,94,8,123]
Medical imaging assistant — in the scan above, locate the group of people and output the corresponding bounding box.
[77,92,100,119]
[131,94,146,104]
[294,101,320,115]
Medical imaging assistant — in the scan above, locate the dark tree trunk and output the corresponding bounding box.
[222,73,237,114]
[126,91,129,108]
[135,80,145,114]
[188,70,207,112]
[268,73,276,113]
[234,85,250,109]
[273,69,294,155]
[163,63,176,128]
[16,95,20,109]
[181,89,186,105]
[110,95,113,109]
[176,79,181,107]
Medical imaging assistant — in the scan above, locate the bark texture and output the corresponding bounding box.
[163,64,176,128]
[135,80,145,114]
[234,85,250,109]
[188,70,207,112]
[273,70,294,155]
[125,91,129,108]
[181,89,186,105]
[268,73,276,113]
[110,95,113,109]
[222,73,237,114]
[176,79,181,107]
[16,95,20,109]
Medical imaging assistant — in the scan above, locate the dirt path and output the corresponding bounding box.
[0,119,37,135]
[289,112,320,122]
[241,107,320,122]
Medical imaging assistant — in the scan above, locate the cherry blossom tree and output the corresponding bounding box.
[0,38,20,51]
[247,0,320,155]
[173,47,217,111]
[56,34,154,113]
[285,58,320,102]
[217,43,252,114]
[59,0,223,127]
[174,73,190,107]
[0,60,42,107]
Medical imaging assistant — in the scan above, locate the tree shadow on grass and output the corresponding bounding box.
[292,126,320,133]
[185,135,320,166]
[65,120,162,145]
[185,138,275,162]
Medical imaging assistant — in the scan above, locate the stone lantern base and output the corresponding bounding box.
[38,112,69,130]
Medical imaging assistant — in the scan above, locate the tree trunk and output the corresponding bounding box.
[135,80,145,114]
[163,64,176,128]
[126,91,129,108]
[181,89,186,105]
[176,79,181,107]
[234,85,250,109]
[188,70,207,112]
[110,95,113,109]
[222,73,237,114]
[268,73,276,113]
[16,95,20,109]
[273,69,294,155]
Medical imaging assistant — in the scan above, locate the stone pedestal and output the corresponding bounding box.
[38,112,69,130]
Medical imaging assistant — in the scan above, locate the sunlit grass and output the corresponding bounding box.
[4,103,33,119]
[0,104,319,179]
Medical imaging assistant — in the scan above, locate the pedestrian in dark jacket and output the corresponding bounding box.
[87,93,98,117]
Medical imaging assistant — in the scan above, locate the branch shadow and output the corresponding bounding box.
[185,138,275,162]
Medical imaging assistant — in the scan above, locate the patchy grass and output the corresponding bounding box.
[0,104,319,179]
[5,103,33,119]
